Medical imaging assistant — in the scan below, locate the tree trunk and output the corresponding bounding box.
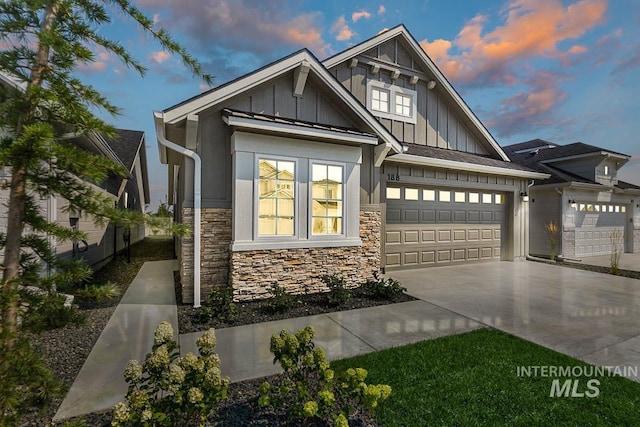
[1,1,59,337]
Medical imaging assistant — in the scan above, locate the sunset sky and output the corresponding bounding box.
[82,0,640,210]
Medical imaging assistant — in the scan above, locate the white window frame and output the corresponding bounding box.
[255,156,299,240]
[370,86,390,113]
[367,80,417,124]
[309,160,346,239]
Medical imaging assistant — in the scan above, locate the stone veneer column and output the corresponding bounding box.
[180,207,232,304]
[230,209,381,301]
[562,229,575,258]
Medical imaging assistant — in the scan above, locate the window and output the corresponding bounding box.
[482,193,492,204]
[604,165,610,176]
[312,164,343,235]
[395,93,412,117]
[405,188,419,200]
[367,80,417,124]
[469,193,479,203]
[386,187,401,199]
[439,190,451,202]
[423,189,436,201]
[371,87,389,113]
[258,159,295,236]
[454,192,466,203]
[622,206,626,213]
[495,194,504,204]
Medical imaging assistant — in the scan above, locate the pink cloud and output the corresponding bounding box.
[419,0,608,85]
[378,5,386,15]
[352,10,372,22]
[149,50,171,64]
[331,16,355,41]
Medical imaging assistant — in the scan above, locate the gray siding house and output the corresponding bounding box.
[155,25,548,306]
[504,139,640,259]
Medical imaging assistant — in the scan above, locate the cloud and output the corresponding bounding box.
[331,16,355,41]
[419,0,608,85]
[136,0,331,59]
[148,50,171,64]
[352,10,372,22]
[378,5,386,16]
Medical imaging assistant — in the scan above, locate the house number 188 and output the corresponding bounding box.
[387,174,400,181]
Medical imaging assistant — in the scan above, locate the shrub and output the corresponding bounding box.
[610,229,624,275]
[196,286,238,323]
[75,282,121,302]
[321,274,351,307]
[545,221,560,261]
[0,329,64,425]
[20,292,86,332]
[362,272,406,300]
[259,326,391,426]
[112,321,229,427]
[264,283,296,314]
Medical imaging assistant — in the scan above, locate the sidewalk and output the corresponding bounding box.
[53,259,179,421]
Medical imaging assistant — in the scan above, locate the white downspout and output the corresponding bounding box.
[153,111,202,308]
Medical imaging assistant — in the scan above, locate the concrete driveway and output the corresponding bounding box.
[389,261,640,381]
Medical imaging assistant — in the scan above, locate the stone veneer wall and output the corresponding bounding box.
[634,229,640,253]
[180,208,232,303]
[562,230,575,258]
[230,209,381,301]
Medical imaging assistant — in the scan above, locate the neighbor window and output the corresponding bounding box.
[371,87,389,113]
[604,165,610,176]
[312,164,343,235]
[258,159,295,236]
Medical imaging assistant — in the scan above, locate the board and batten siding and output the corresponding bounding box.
[329,38,489,156]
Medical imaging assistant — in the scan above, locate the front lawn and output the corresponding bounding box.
[332,328,640,426]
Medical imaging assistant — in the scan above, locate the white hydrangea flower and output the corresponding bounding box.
[146,344,170,371]
[124,359,143,383]
[141,409,153,422]
[196,328,217,352]
[169,364,186,385]
[154,321,174,346]
[179,352,204,372]
[187,387,204,403]
[204,366,222,386]
[112,402,130,424]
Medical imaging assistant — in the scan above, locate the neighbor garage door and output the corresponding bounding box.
[574,202,627,256]
[384,186,506,270]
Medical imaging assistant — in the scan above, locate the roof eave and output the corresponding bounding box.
[387,153,549,179]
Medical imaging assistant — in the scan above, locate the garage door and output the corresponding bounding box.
[384,186,506,270]
[575,203,626,256]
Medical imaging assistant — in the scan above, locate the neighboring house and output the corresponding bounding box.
[0,72,149,270]
[154,24,548,306]
[504,139,640,259]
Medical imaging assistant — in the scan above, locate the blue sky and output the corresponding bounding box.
[82,0,640,211]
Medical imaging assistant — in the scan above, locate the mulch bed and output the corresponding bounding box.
[177,284,416,334]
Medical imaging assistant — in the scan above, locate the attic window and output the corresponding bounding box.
[604,165,610,176]
[367,80,417,124]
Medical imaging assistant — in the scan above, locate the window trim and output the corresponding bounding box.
[367,80,417,124]
[254,155,299,241]
[309,160,346,239]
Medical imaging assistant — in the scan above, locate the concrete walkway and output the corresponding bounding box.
[53,260,179,421]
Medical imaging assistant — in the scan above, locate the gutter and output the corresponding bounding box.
[153,111,203,308]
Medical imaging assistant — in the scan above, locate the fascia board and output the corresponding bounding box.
[323,26,510,162]
[223,115,378,145]
[388,153,549,179]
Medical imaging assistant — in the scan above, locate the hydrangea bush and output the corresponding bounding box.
[258,326,391,426]
[112,321,229,427]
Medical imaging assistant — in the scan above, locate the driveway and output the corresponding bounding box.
[389,261,640,381]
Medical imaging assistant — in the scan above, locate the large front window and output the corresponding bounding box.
[258,159,295,235]
[312,163,343,235]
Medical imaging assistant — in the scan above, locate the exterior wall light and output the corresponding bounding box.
[520,191,529,202]
[568,199,577,209]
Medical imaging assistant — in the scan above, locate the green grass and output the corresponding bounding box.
[331,329,640,426]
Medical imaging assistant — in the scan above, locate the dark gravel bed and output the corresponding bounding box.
[557,260,640,279]
[178,286,416,334]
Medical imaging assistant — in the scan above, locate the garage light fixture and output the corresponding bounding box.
[568,199,577,209]
[520,191,529,202]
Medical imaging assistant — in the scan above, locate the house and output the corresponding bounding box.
[503,139,640,259]
[154,24,548,306]
[0,72,149,270]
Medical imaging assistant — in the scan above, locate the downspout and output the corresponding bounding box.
[154,112,202,308]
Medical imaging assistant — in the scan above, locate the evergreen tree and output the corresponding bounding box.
[0,1,210,340]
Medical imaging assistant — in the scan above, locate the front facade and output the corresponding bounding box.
[156,25,547,305]
[504,139,640,259]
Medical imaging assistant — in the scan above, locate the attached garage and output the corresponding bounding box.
[574,203,627,256]
[384,185,507,270]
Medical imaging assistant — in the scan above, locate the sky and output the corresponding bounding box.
[79,0,640,211]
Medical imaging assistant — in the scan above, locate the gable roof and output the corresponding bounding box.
[160,49,402,154]
[322,24,511,162]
